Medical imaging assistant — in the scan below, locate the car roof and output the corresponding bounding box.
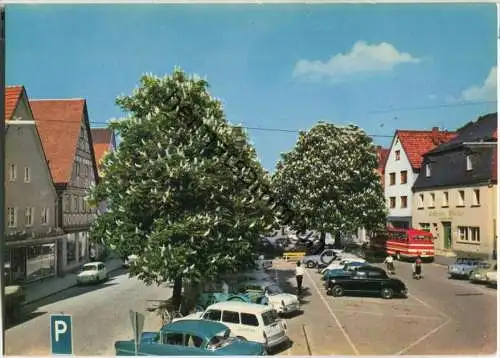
[239,279,276,286]
[207,301,275,314]
[83,261,104,266]
[161,319,228,338]
[357,265,386,273]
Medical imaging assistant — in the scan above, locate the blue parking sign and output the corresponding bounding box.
[50,314,73,355]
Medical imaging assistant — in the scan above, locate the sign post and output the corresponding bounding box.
[50,314,73,355]
[129,310,145,356]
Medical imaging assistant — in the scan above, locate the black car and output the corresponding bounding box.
[324,266,408,299]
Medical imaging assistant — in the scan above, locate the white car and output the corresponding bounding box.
[238,280,301,315]
[123,254,138,267]
[176,301,290,352]
[77,262,109,285]
[486,264,497,285]
[320,257,367,274]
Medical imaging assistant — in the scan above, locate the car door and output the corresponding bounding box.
[364,270,385,293]
[344,271,368,292]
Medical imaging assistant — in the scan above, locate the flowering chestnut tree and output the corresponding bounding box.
[271,122,387,245]
[87,69,278,306]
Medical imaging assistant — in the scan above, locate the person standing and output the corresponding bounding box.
[414,255,423,279]
[296,261,305,294]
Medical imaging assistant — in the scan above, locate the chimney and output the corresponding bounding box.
[432,126,439,133]
[431,127,440,145]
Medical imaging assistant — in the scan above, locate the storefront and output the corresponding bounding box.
[61,231,90,272]
[4,237,59,285]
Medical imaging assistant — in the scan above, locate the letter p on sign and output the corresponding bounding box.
[50,315,73,355]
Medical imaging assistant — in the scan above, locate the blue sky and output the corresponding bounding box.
[6,4,497,171]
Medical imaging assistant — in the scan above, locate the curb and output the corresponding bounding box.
[22,264,124,307]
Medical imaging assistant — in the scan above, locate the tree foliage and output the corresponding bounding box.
[88,69,278,291]
[271,122,387,236]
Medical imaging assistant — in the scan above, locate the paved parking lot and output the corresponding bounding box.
[271,259,496,355]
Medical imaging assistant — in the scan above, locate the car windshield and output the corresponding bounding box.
[82,265,97,271]
[207,329,234,350]
[265,284,283,295]
[261,310,279,326]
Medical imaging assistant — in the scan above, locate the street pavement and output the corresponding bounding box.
[272,259,497,355]
[6,268,171,356]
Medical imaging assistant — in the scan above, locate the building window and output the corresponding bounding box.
[79,197,84,212]
[25,207,34,227]
[457,190,465,207]
[8,164,17,181]
[389,173,396,185]
[418,193,424,209]
[428,193,435,208]
[400,170,408,184]
[24,167,31,183]
[420,223,431,232]
[472,189,480,206]
[7,208,17,228]
[400,196,408,208]
[442,192,449,207]
[389,197,396,208]
[425,164,431,177]
[84,164,89,177]
[72,195,78,212]
[76,162,81,176]
[395,150,400,161]
[466,155,472,171]
[66,235,76,263]
[63,195,70,212]
[458,226,481,242]
[41,208,49,225]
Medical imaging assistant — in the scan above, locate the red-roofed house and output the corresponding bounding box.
[30,98,99,274]
[384,127,456,229]
[4,86,61,284]
[91,128,117,176]
[375,146,390,186]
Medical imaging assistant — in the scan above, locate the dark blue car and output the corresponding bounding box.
[322,261,368,281]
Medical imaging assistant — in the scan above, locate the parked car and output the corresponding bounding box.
[178,302,289,353]
[301,249,343,268]
[320,257,367,274]
[115,319,266,356]
[486,264,497,286]
[76,262,109,285]
[325,265,408,299]
[321,261,368,281]
[220,270,275,285]
[469,260,497,283]
[448,257,485,279]
[123,254,138,268]
[236,280,300,315]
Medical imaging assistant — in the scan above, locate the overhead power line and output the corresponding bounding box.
[368,100,497,114]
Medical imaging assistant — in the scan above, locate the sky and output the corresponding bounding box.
[6,4,498,172]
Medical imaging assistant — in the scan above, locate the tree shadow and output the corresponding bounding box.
[5,310,47,329]
[273,268,312,303]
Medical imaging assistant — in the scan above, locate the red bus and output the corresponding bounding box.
[369,228,435,260]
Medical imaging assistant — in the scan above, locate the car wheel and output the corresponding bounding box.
[332,285,344,297]
[306,261,315,268]
[447,273,454,279]
[468,272,475,282]
[380,287,394,299]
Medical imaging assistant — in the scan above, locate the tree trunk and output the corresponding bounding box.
[334,232,342,249]
[172,276,183,310]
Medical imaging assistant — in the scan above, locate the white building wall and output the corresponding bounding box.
[384,135,418,223]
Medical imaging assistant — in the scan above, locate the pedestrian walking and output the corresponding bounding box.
[384,254,395,274]
[295,261,305,295]
[413,255,422,279]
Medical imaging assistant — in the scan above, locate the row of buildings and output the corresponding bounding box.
[4,85,116,285]
[376,112,497,258]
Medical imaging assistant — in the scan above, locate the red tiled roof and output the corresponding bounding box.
[395,128,457,169]
[5,86,23,121]
[91,128,114,169]
[30,99,86,185]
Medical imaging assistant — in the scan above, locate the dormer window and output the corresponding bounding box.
[466,155,472,171]
[395,150,401,161]
[425,163,431,177]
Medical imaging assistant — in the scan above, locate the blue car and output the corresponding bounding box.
[322,261,368,281]
[115,319,266,356]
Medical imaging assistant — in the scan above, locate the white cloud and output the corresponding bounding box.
[459,66,497,102]
[292,41,421,82]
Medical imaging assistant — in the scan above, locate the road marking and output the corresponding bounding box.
[408,293,449,320]
[304,269,360,356]
[394,317,453,355]
[302,325,313,356]
[328,308,443,320]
